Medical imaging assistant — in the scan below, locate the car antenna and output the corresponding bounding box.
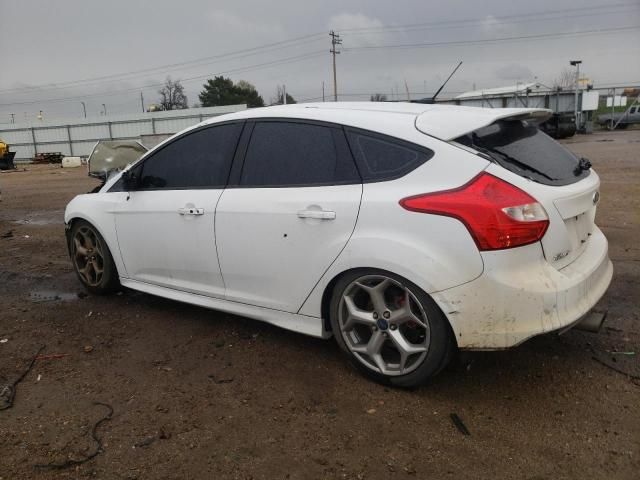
[430,61,463,103]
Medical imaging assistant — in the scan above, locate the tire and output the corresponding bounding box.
[69,220,120,294]
[329,269,455,388]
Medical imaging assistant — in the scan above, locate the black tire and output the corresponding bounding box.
[329,268,456,388]
[69,219,120,294]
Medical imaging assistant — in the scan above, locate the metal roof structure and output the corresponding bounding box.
[455,83,538,99]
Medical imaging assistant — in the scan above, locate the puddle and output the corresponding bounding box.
[29,290,79,303]
[13,218,60,226]
[12,210,63,226]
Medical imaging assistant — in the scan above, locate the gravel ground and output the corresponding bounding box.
[0,129,638,479]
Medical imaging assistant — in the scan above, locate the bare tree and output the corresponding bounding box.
[158,77,188,110]
[271,85,296,105]
[370,93,388,101]
[552,68,576,90]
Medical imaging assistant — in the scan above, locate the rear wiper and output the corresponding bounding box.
[472,143,555,181]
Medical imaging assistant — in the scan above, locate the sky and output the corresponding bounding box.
[0,0,638,123]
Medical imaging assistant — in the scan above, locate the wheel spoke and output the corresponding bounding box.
[91,260,103,275]
[83,262,94,281]
[93,240,103,258]
[356,278,390,313]
[366,330,386,357]
[342,296,375,331]
[389,329,426,372]
[389,291,428,328]
[73,237,88,257]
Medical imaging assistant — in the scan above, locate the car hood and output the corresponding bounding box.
[88,140,147,181]
[415,106,552,141]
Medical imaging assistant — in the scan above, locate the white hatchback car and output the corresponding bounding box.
[65,103,613,387]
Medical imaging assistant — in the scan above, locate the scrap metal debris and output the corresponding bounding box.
[134,436,157,448]
[592,355,640,380]
[450,413,471,436]
[34,402,113,470]
[35,353,70,361]
[208,374,234,384]
[29,290,77,303]
[0,345,45,411]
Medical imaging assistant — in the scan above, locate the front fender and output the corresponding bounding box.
[64,193,129,277]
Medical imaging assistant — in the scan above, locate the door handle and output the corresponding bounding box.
[297,209,336,220]
[178,207,204,215]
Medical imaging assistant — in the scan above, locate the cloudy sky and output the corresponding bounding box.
[0,0,638,122]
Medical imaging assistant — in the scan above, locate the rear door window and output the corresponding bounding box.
[239,121,360,187]
[455,120,589,186]
[346,129,433,182]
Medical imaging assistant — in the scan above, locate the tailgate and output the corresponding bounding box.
[537,172,600,270]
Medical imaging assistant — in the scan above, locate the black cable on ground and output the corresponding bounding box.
[34,402,114,470]
[0,345,45,411]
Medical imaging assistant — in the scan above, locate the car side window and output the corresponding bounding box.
[346,129,434,182]
[138,123,243,189]
[239,121,360,187]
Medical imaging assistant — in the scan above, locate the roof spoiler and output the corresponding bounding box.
[415,107,553,140]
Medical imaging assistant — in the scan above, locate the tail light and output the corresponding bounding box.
[400,172,549,250]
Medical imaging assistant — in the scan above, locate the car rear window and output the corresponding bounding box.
[455,120,590,186]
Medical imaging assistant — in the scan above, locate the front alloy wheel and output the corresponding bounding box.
[69,220,119,294]
[72,225,105,287]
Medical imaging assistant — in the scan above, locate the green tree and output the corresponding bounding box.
[199,76,264,108]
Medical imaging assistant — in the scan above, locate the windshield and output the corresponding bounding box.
[454,120,590,186]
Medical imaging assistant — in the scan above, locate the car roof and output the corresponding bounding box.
[198,102,552,141]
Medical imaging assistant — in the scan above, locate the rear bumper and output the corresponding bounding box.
[432,226,613,349]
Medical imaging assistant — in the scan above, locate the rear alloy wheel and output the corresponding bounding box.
[70,220,119,294]
[330,270,454,387]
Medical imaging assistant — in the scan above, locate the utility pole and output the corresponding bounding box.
[610,88,615,130]
[570,60,582,130]
[140,92,145,113]
[322,81,325,102]
[283,85,287,105]
[329,30,341,102]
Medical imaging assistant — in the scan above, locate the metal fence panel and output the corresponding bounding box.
[34,127,68,143]
[70,124,111,141]
[0,104,246,160]
[72,141,100,157]
[13,144,36,160]
[1,128,32,144]
[110,121,153,138]
[154,117,201,134]
[37,142,72,156]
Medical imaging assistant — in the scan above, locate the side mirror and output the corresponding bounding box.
[122,169,139,190]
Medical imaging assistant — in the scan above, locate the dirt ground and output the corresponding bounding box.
[0,129,638,480]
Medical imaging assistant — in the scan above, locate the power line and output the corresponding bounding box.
[343,7,638,38]
[343,26,639,52]
[4,2,636,96]
[0,50,327,107]
[337,2,639,34]
[0,32,326,96]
